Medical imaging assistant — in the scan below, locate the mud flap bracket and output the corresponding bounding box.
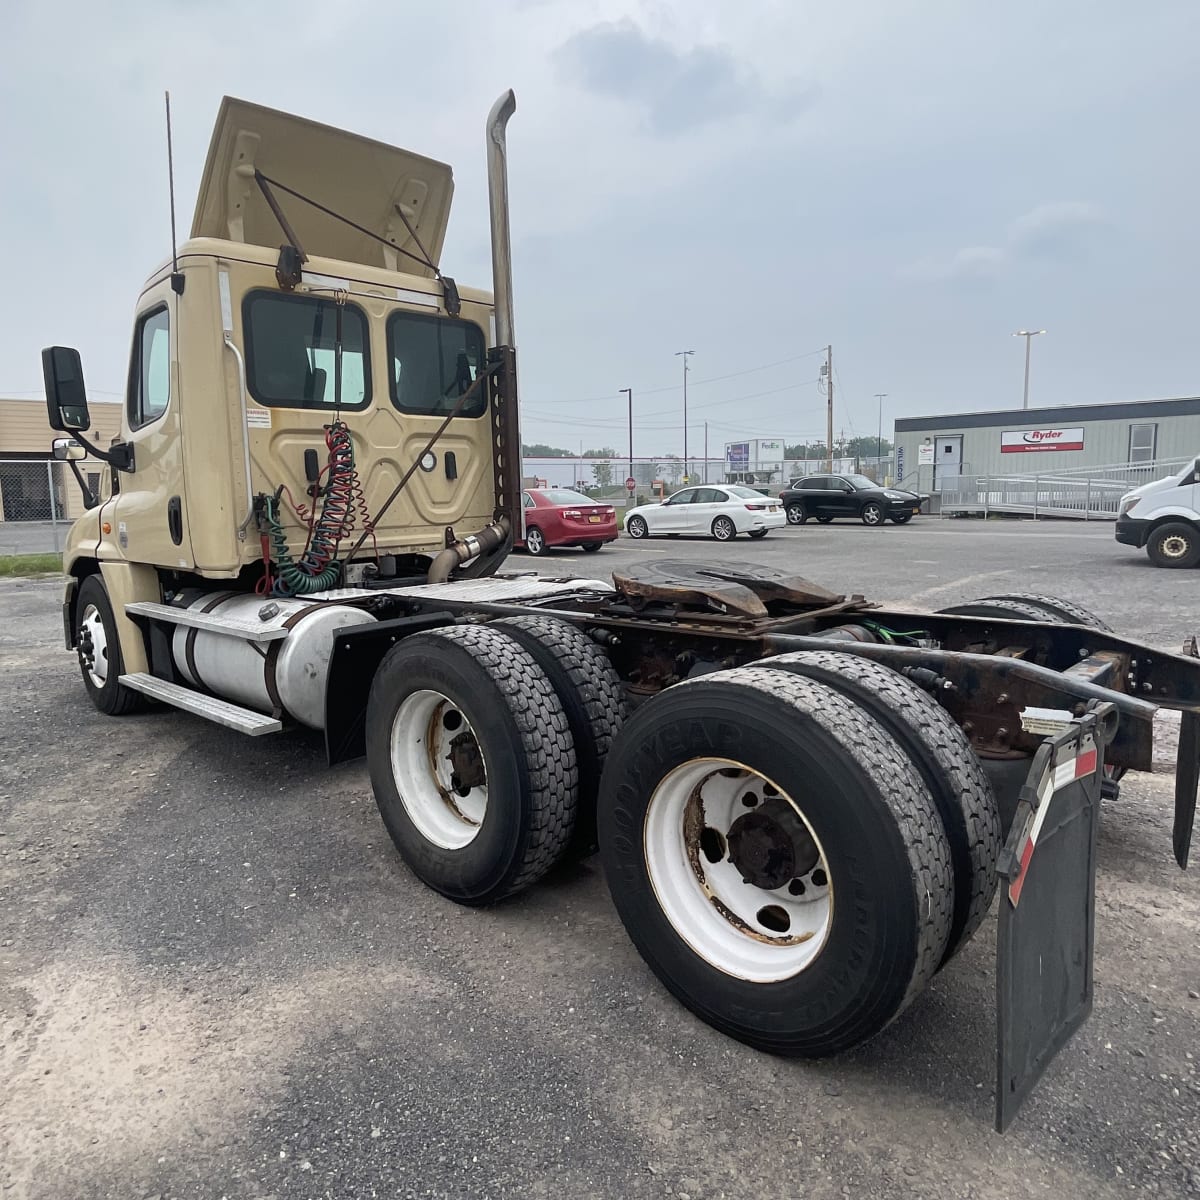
[994,702,1116,1133]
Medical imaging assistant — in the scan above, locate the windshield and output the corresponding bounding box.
[537,489,597,506]
[844,474,877,490]
[726,485,764,498]
[388,311,488,417]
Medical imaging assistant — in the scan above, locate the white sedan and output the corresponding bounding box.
[624,485,786,541]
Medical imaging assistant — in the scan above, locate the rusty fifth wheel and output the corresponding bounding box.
[365,625,579,905]
[598,667,954,1056]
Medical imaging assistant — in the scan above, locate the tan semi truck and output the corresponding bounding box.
[43,93,1199,1130]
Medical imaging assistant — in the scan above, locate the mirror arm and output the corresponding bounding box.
[66,459,99,509]
[69,431,135,473]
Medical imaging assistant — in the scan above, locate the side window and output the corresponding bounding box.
[522,492,534,509]
[128,306,171,429]
[805,477,827,490]
[666,489,695,505]
[388,311,487,417]
[694,488,722,503]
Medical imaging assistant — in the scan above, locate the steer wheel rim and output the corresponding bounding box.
[629,518,646,537]
[643,758,833,982]
[390,689,488,849]
[78,602,109,688]
[786,507,804,524]
[714,519,734,540]
[1162,534,1190,559]
[863,506,882,525]
[527,529,544,552]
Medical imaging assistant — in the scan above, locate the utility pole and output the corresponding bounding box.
[874,393,888,464]
[675,350,694,480]
[1013,330,1045,409]
[822,345,834,471]
[620,388,633,483]
[704,421,708,483]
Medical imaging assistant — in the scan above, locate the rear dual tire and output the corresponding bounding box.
[599,667,956,1056]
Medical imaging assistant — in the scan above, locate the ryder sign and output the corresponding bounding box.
[1001,427,1085,454]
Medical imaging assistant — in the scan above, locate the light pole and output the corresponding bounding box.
[675,350,694,480]
[620,388,633,484]
[1013,330,1045,410]
[874,393,888,464]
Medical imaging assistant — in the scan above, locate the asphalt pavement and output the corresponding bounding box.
[1,518,1198,1200]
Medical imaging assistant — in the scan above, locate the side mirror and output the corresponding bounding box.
[42,346,91,432]
[1193,458,1200,483]
[52,438,86,462]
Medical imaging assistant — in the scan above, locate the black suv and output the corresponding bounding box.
[779,474,927,526]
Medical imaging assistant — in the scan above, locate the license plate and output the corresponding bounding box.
[588,515,602,523]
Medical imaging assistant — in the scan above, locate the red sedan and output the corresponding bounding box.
[517,488,619,555]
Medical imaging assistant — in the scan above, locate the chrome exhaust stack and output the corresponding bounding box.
[486,90,517,348]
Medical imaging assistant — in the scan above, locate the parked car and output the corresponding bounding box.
[1116,456,1200,567]
[625,485,786,541]
[517,488,618,555]
[780,474,927,526]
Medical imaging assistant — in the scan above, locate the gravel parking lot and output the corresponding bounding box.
[1,519,1198,1200]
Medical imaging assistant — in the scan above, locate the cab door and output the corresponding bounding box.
[104,283,193,568]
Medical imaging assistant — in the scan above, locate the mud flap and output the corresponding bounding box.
[1174,710,1198,869]
[994,702,1117,1133]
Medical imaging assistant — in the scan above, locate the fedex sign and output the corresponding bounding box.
[1001,427,1085,454]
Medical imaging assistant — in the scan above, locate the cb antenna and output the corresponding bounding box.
[165,91,184,295]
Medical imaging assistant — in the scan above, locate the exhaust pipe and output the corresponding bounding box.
[427,517,510,584]
[487,90,517,348]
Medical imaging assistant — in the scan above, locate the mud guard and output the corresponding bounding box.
[994,702,1117,1133]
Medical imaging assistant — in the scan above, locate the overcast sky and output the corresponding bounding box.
[2,1,1196,457]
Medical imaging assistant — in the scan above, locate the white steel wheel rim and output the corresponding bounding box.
[1162,534,1189,559]
[643,757,833,983]
[79,602,109,688]
[390,689,488,850]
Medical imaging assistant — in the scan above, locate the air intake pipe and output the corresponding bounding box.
[427,517,510,583]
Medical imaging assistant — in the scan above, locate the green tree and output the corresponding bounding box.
[581,446,618,457]
[592,461,613,487]
[785,442,828,461]
[845,436,893,457]
[522,443,573,457]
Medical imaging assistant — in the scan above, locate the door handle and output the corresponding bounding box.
[167,495,183,546]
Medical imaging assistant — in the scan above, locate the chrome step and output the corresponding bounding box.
[119,673,282,735]
[125,601,290,642]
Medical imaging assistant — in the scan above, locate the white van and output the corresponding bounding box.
[1115,457,1200,567]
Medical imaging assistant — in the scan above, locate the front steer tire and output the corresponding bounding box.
[366,625,578,905]
[75,574,145,716]
[598,667,953,1057]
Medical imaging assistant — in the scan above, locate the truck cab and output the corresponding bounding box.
[1115,457,1200,567]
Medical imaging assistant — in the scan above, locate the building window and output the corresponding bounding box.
[243,292,371,410]
[1128,423,1157,464]
[127,306,171,430]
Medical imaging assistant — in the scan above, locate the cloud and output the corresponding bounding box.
[555,20,814,136]
[904,201,1107,282]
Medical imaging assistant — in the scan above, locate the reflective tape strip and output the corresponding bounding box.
[1009,740,1098,906]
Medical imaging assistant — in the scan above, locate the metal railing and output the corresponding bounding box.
[939,457,1191,520]
[0,458,102,555]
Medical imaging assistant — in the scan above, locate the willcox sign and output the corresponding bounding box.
[1001,427,1085,454]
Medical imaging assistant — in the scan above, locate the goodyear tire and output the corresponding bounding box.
[598,667,953,1056]
[491,616,626,858]
[75,574,145,716]
[745,650,1000,963]
[366,625,578,905]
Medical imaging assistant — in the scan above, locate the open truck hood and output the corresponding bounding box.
[191,97,454,277]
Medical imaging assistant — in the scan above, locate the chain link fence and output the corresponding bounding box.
[0,459,102,555]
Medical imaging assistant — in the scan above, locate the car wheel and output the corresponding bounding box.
[525,526,547,556]
[1147,522,1200,568]
[581,542,603,552]
[816,516,834,525]
[786,504,808,525]
[890,513,913,524]
[748,529,768,539]
[75,574,146,716]
[861,502,884,526]
[711,516,737,541]
[627,515,649,539]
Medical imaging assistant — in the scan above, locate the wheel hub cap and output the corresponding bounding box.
[1164,536,1188,558]
[726,799,820,891]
